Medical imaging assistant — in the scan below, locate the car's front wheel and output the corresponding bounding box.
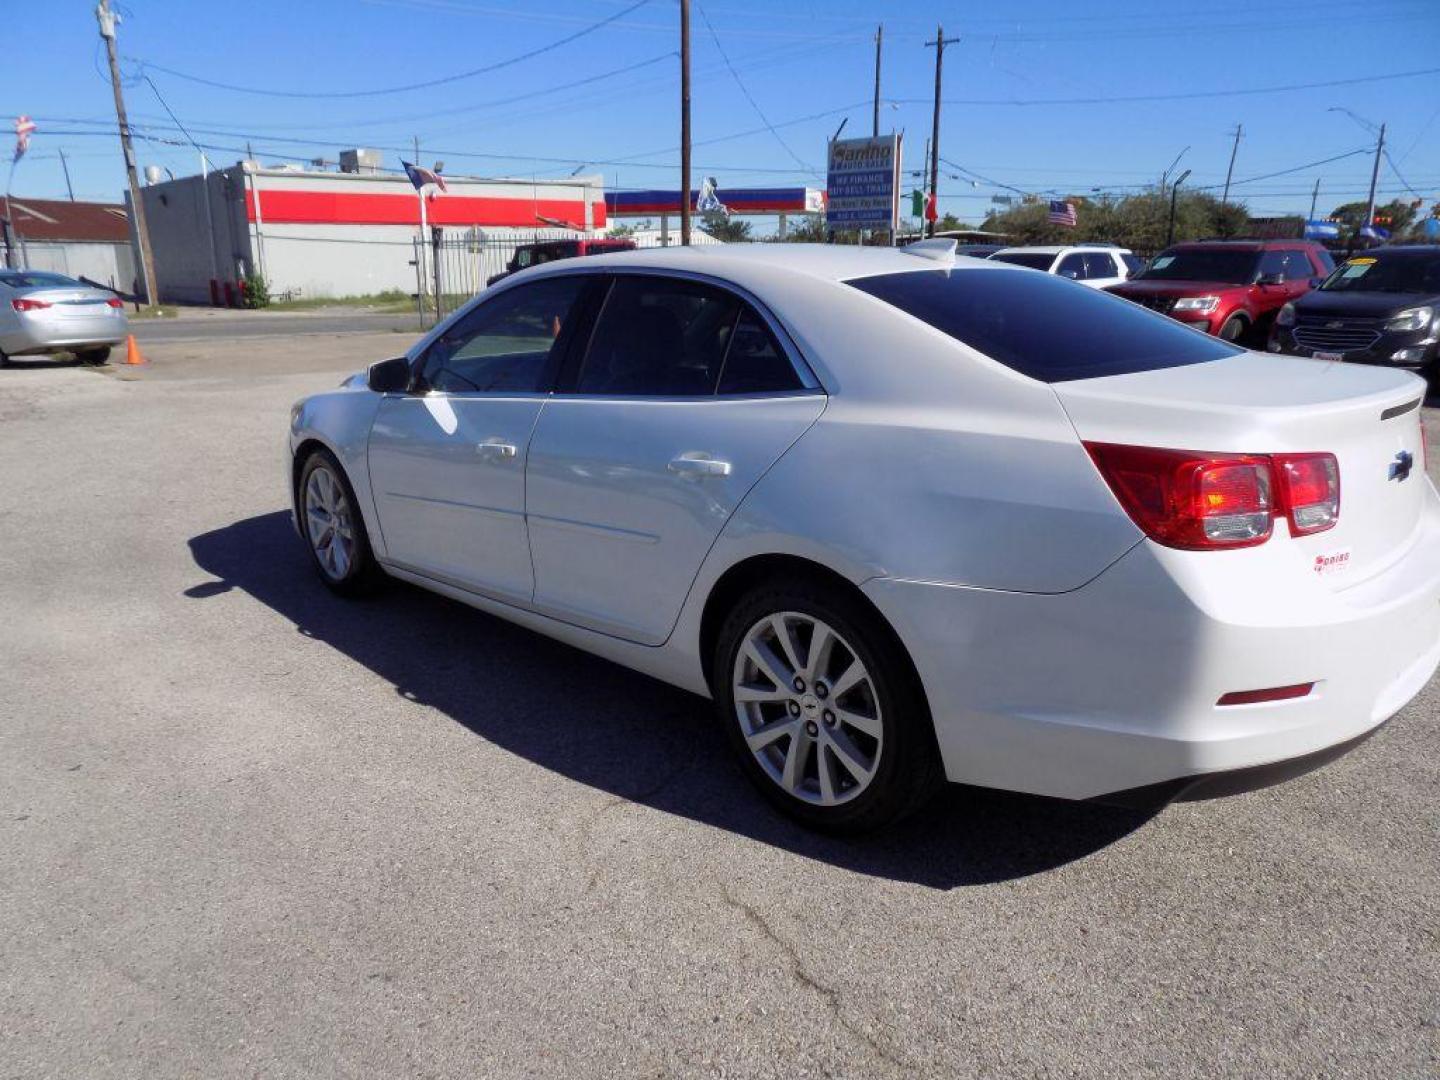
[298,449,381,596]
[1218,314,1248,343]
[714,581,942,832]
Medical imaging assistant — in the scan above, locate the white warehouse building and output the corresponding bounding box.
[138,150,608,304]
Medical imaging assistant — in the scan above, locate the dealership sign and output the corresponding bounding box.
[826,134,901,230]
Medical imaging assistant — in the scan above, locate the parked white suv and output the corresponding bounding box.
[988,244,1141,290]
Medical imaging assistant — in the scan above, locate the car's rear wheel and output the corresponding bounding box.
[298,449,381,596]
[714,581,942,832]
[1218,315,1248,343]
[77,347,111,365]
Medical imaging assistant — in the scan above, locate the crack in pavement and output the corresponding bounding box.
[718,883,914,1074]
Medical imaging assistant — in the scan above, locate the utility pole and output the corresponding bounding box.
[872,24,883,137]
[1221,124,1242,203]
[680,0,692,246]
[58,150,75,202]
[1309,177,1321,221]
[96,0,157,305]
[923,25,960,238]
[1364,122,1386,232]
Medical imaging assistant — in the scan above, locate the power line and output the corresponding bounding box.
[889,66,1440,108]
[1194,148,1373,190]
[127,0,653,99]
[694,1,815,175]
[1382,148,1425,199]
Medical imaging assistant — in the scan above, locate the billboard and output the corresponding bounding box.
[826,134,901,231]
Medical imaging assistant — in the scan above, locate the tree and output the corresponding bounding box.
[702,211,752,243]
[775,215,829,243]
[1328,199,1419,244]
[980,191,1251,255]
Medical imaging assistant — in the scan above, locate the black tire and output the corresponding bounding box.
[1218,315,1248,343]
[296,448,383,596]
[77,347,111,366]
[0,350,10,369]
[713,579,943,833]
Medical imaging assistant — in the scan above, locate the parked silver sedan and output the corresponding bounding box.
[0,269,129,366]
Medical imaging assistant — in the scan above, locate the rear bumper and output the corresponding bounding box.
[0,316,127,356]
[863,483,1440,801]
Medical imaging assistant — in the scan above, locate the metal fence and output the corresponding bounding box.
[410,226,684,326]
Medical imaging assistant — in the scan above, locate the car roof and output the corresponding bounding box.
[1169,239,1317,251]
[519,242,1010,286]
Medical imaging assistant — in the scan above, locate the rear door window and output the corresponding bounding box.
[716,310,803,395]
[847,267,1241,383]
[574,276,741,396]
[1084,252,1119,280]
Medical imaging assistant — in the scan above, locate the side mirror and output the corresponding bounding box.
[368,355,413,394]
[1257,272,1284,287]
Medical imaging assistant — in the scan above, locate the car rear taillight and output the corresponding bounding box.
[1275,453,1339,535]
[1086,443,1342,550]
[1084,443,1274,549]
[12,298,50,312]
[104,297,124,309]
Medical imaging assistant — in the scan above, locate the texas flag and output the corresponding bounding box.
[13,115,36,163]
[401,160,447,194]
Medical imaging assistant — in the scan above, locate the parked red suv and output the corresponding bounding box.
[486,237,637,287]
[1105,240,1334,343]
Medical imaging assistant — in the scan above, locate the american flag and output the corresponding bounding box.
[13,115,36,163]
[1047,199,1077,227]
[401,160,447,194]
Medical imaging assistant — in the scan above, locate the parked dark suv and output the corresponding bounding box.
[1269,245,1440,377]
[486,237,637,287]
[1105,240,1333,343]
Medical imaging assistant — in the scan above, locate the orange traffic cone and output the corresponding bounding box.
[122,334,147,366]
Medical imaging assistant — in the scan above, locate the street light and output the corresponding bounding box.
[1167,168,1192,246]
[1160,146,1190,193]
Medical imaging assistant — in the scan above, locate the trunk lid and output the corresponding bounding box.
[1054,352,1428,587]
[21,287,116,319]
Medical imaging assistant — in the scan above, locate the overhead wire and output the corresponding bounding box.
[124,0,653,99]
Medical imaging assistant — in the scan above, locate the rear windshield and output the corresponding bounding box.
[0,270,80,289]
[1135,250,1257,284]
[1320,253,1440,294]
[988,251,1055,271]
[847,267,1241,383]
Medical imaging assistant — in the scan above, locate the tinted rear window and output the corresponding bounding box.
[847,268,1241,383]
[0,270,80,289]
[989,251,1055,271]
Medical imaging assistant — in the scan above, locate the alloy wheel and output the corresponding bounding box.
[304,463,356,582]
[732,611,884,807]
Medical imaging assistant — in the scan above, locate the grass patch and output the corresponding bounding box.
[128,306,179,319]
[266,289,418,313]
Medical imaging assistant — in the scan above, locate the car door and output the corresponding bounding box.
[1083,251,1124,289]
[1055,253,1087,283]
[525,273,827,645]
[366,274,590,604]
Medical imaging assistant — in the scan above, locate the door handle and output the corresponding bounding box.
[668,453,732,478]
[476,439,518,461]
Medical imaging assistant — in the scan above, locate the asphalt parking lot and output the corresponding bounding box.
[2,312,1437,1079]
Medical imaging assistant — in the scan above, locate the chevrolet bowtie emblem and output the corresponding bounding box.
[1390,450,1414,482]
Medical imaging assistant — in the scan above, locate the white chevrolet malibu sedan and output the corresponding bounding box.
[287,241,1440,832]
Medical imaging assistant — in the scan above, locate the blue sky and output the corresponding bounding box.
[5,0,1439,231]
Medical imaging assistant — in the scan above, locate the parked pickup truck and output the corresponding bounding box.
[487,237,637,287]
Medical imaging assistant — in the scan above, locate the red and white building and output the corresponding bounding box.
[138,151,607,303]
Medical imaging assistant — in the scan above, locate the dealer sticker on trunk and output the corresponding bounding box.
[1313,548,1352,576]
